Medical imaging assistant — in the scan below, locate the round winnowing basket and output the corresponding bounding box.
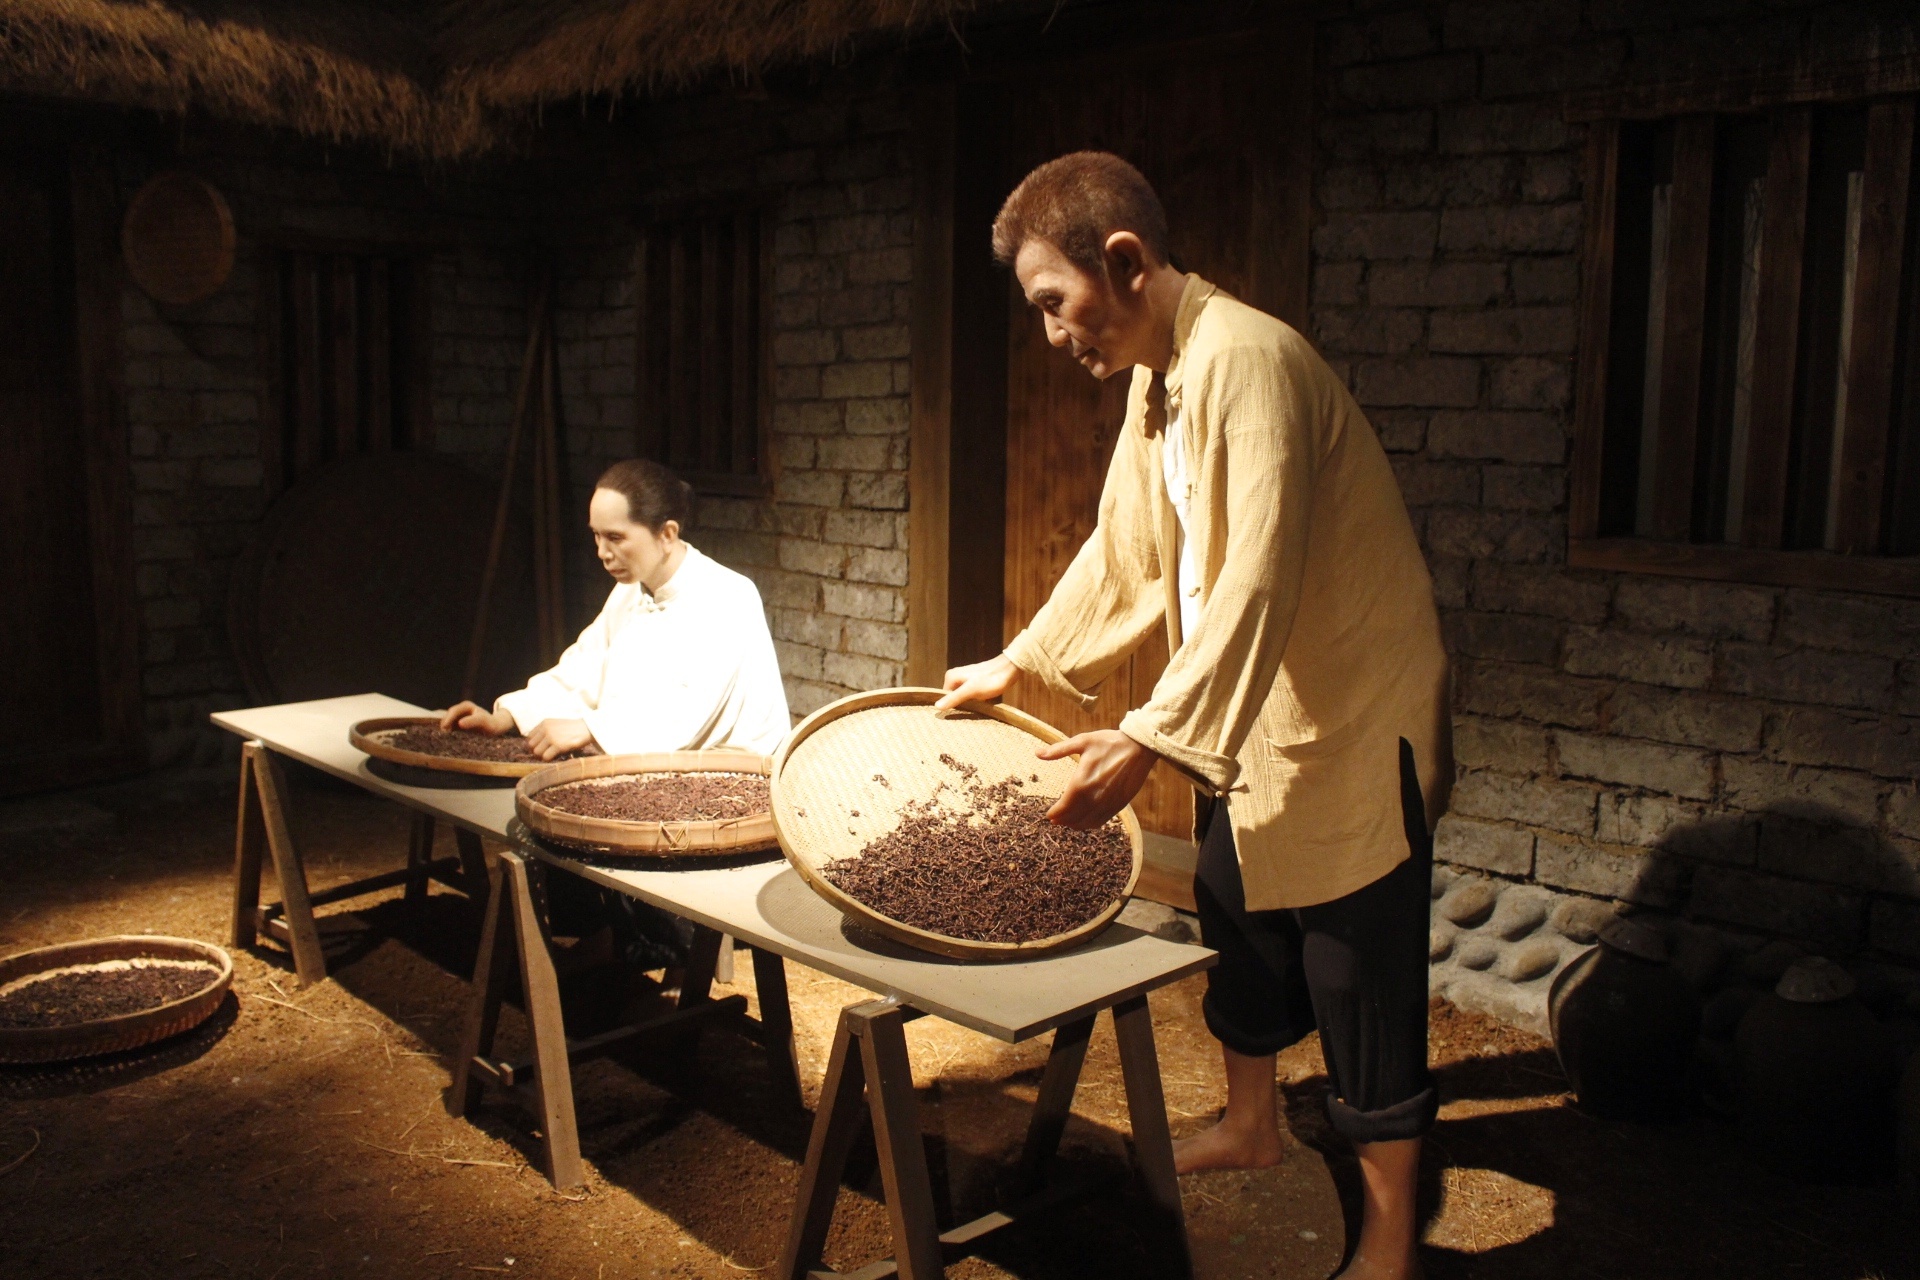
[516,752,777,857]
[769,688,1143,961]
[350,717,555,778]
[0,936,233,1065]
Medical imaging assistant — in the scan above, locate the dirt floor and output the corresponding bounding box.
[0,768,1914,1280]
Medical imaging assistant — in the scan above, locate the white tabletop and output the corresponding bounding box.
[212,693,1215,1042]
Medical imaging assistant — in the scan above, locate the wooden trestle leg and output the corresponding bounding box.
[244,741,327,986]
[778,999,1190,1280]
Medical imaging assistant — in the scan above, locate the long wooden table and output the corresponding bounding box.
[212,693,1215,1279]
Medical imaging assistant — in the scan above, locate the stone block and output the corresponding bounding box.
[775,469,843,507]
[774,329,837,365]
[823,650,901,690]
[820,361,895,400]
[1446,609,1563,665]
[1499,937,1562,982]
[1559,732,1715,800]
[1381,155,1517,207]
[1723,759,1881,828]
[1550,895,1617,942]
[822,581,905,623]
[1609,686,1764,752]
[822,509,897,550]
[1321,110,1435,158]
[1778,591,1920,659]
[1429,307,1578,355]
[1452,769,1596,835]
[1456,937,1500,970]
[1391,457,1480,507]
[1482,39,1629,99]
[1756,816,1919,897]
[1612,577,1774,642]
[1431,920,1458,961]
[1443,0,1580,48]
[770,607,842,650]
[773,640,825,681]
[843,323,911,361]
[1565,626,1711,689]
[1453,715,1552,773]
[1353,357,1481,408]
[1438,205,1582,254]
[1535,835,1683,905]
[1773,708,1920,779]
[1689,865,1865,950]
[847,472,908,510]
[846,547,909,587]
[1314,261,1365,305]
[1312,211,1439,261]
[1890,785,1920,843]
[1482,466,1564,512]
[1869,898,1920,962]
[1597,792,1753,863]
[1312,307,1426,356]
[1458,660,1606,728]
[1489,357,1573,409]
[845,396,909,434]
[818,286,895,327]
[1470,561,1610,623]
[1512,255,1580,302]
[1424,509,1562,562]
[1720,643,1895,711]
[1490,886,1555,939]
[774,435,817,469]
[1368,262,1507,308]
[846,248,912,284]
[1428,410,1565,464]
[1435,815,1535,875]
[777,540,848,579]
[786,677,849,718]
[1437,103,1570,154]
[1339,53,1478,108]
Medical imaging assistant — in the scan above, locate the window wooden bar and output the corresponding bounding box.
[1650,115,1718,541]
[635,228,660,462]
[730,210,757,475]
[330,254,360,457]
[1739,107,1811,549]
[1570,120,1618,541]
[365,257,393,451]
[288,253,323,475]
[698,219,723,476]
[1831,98,1915,554]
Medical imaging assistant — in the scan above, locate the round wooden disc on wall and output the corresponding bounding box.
[121,171,236,306]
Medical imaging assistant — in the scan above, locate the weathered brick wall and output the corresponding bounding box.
[1312,0,1920,1023]
[116,142,530,768]
[547,73,916,720]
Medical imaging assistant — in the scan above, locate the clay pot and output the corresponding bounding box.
[1898,1046,1920,1208]
[1734,958,1897,1183]
[1548,918,1702,1120]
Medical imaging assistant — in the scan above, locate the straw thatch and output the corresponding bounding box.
[0,1,996,155]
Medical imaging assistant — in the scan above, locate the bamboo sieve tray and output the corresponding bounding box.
[0,936,233,1064]
[350,716,558,778]
[769,688,1143,961]
[517,751,778,857]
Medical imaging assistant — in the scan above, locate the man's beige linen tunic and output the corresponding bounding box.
[1004,276,1453,911]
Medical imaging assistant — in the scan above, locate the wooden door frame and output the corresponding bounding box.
[905,18,1317,685]
[3,143,144,794]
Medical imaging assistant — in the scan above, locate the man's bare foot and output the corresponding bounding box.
[1172,1118,1285,1175]
[1331,1248,1423,1280]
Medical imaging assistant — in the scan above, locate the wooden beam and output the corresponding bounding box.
[731,209,757,479]
[365,256,393,452]
[1570,119,1620,540]
[1740,107,1811,549]
[1565,51,1920,122]
[1569,536,1920,598]
[405,255,434,451]
[330,254,360,457]
[257,248,287,496]
[907,83,956,688]
[289,253,322,475]
[1649,115,1717,542]
[1831,99,1915,555]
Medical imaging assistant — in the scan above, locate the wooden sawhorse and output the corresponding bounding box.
[229,739,491,986]
[779,993,1189,1280]
[447,847,803,1189]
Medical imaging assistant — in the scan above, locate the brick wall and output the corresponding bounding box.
[116,142,530,768]
[1311,0,1920,1020]
[546,74,917,720]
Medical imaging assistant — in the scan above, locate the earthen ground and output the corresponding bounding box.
[0,774,1912,1280]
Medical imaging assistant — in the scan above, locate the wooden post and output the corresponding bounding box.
[450,855,512,1120]
[503,850,584,1189]
[779,1005,877,1280]
[750,946,803,1111]
[229,745,267,949]
[857,1002,945,1280]
[1112,994,1190,1279]
[403,811,435,915]
[245,742,327,986]
[1015,1015,1095,1194]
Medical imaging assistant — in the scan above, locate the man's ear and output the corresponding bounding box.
[657,519,681,544]
[1103,231,1152,294]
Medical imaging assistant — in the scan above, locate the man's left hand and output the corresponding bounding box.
[1036,729,1160,829]
[528,718,596,760]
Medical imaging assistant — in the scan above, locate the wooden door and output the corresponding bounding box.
[987,28,1313,838]
[0,146,140,792]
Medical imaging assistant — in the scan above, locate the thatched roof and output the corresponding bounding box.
[0,1,997,156]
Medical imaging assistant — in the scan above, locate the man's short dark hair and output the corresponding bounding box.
[595,458,695,531]
[991,151,1171,275]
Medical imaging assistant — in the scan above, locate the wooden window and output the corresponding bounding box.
[634,202,770,496]
[261,245,432,496]
[1571,95,1920,596]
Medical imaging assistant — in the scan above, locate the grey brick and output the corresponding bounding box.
[1372,410,1428,453]
[1453,715,1552,773]
[1354,357,1481,408]
[1424,508,1561,563]
[1535,835,1683,905]
[1381,155,1517,208]
[775,470,843,507]
[1489,357,1572,409]
[1482,466,1563,511]
[1609,686,1764,752]
[1439,205,1582,254]
[1391,457,1479,507]
[1430,307,1578,355]
[1690,865,1865,949]
[1512,255,1580,302]
[844,619,910,662]
[1313,211,1438,261]
[769,607,842,650]
[1720,643,1895,711]
[1613,577,1774,641]
[824,650,901,690]
[1314,261,1365,305]
[820,361,895,399]
[1777,591,1920,659]
[1565,626,1711,689]
[816,436,892,471]
[1443,0,1580,48]
[823,510,896,549]
[1482,39,1630,99]
[1339,53,1478,108]
[843,323,911,361]
[1597,793,1753,864]
[846,547,909,587]
[1722,759,1883,828]
[1869,898,1920,961]
[1368,262,1507,308]
[1437,103,1570,154]
[1445,610,1563,665]
[847,472,908,510]
[1471,562,1610,624]
[1428,411,1564,464]
[823,581,905,623]
[846,397,909,434]
[1312,308,1426,355]
[1452,769,1596,835]
[1435,815,1535,875]
[774,329,837,365]
[1756,816,1918,897]
[1321,110,1436,159]
[1459,660,1606,728]
[778,540,848,578]
[774,640,826,681]
[1557,732,1714,799]
[1890,785,1920,842]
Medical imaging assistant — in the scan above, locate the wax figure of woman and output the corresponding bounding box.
[441,458,790,760]
[937,153,1452,1280]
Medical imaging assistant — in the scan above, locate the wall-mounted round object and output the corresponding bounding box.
[121,170,236,306]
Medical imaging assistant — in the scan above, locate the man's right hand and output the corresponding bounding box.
[935,654,1021,710]
[439,701,515,735]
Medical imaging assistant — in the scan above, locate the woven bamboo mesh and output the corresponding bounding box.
[350,717,550,778]
[516,751,776,856]
[771,689,1142,959]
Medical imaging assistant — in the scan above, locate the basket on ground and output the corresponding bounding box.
[350,716,552,778]
[769,688,1144,961]
[516,751,777,856]
[0,935,233,1064]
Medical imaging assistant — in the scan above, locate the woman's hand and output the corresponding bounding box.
[528,718,596,760]
[935,654,1021,710]
[440,701,514,735]
[1037,729,1160,829]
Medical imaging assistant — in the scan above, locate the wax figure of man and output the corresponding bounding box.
[937,153,1452,1280]
[442,458,790,761]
